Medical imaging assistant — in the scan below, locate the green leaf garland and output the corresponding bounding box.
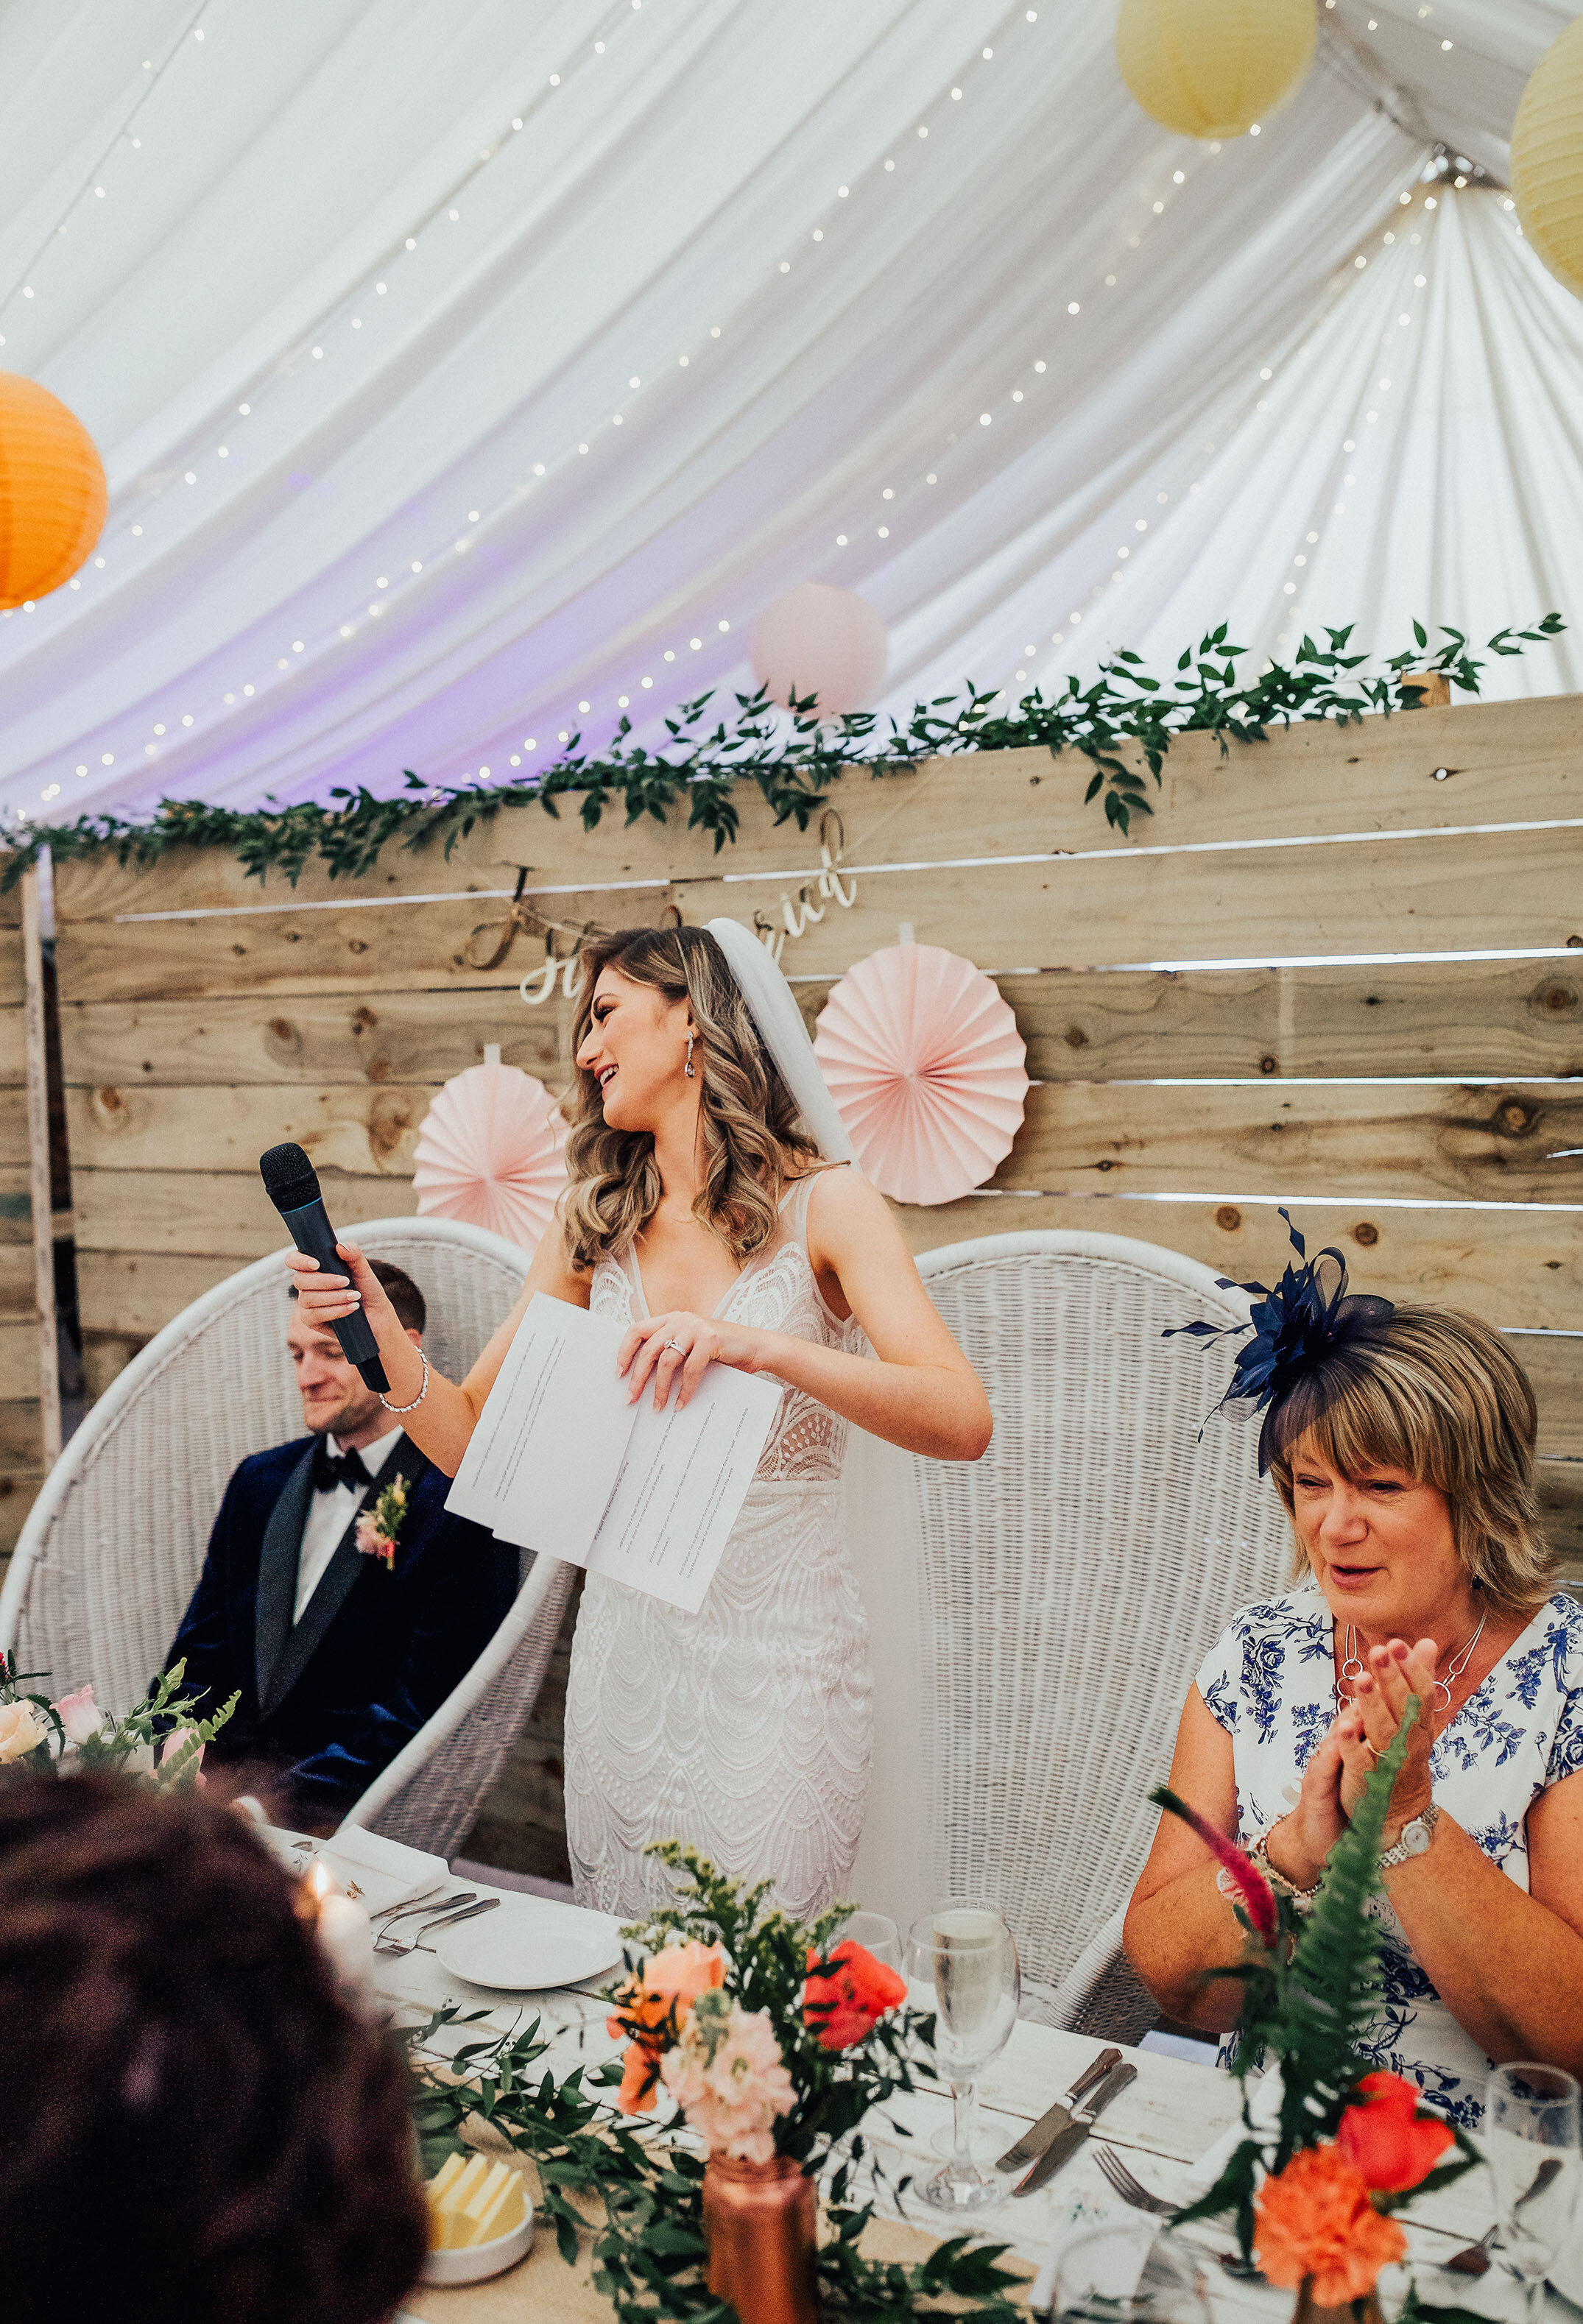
[1,615,1562,894]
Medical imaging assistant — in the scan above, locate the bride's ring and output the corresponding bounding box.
[1361,1740,1381,1762]
[663,1339,684,1354]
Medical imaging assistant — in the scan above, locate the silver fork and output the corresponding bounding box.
[374,1896,498,1957]
[1096,2148,1175,2216]
[1096,2150,1261,2281]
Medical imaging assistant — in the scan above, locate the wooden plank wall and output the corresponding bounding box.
[0,876,47,1592]
[52,693,1583,1868]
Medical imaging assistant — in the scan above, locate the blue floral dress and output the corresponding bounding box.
[1194,1582,1583,2125]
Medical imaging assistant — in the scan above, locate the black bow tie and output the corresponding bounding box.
[312,1440,371,1495]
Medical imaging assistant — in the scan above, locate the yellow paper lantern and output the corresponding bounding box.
[0,372,107,611]
[1116,0,1316,141]
[1512,15,1583,299]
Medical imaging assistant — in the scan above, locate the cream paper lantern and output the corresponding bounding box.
[1512,15,1583,299]
[1115,0,1316,141]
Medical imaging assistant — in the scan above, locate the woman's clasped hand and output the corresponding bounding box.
[1263,1634,1441,1893]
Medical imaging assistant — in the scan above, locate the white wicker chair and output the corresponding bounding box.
[845,1229,1294,2041]
[0,1217,572,1860]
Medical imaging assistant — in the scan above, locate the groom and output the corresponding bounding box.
[167,1260,518,1828]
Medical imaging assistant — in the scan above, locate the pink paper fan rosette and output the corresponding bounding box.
[412,1053,568,1255]
[813,944,1029,1207]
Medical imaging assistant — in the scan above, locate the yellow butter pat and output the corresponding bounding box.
[427,2152,491,2250]
[427,2152,467,2205]
[455,2160,515,2247]
[469,2168,525,2246]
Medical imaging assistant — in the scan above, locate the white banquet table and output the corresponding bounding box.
[275,1837,1579,2321]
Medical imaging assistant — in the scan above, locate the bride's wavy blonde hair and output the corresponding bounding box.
[560,925,822,1269]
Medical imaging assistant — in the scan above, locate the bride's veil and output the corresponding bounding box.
[705,916,856,1165]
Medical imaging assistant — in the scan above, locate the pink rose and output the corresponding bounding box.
[0,1700,49,1762]
[52,1683,105,1746]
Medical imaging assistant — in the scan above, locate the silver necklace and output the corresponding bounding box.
[1333,1608,1488,1715]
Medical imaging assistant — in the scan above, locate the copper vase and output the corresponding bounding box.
[702,2152,819,2324]
[1293,2280,1384,2324]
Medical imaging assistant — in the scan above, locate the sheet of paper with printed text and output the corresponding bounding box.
[446,1293,779,1611]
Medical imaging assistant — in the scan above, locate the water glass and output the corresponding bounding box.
[906,1904,1020,2211]
[1053,2225,1212,2324]
[836,1910,901,1971]
[1485,2061,1581,2323]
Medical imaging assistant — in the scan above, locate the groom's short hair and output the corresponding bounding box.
[289,1258,426,1338]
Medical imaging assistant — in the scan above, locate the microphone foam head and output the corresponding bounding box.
[259,1142,321,1214]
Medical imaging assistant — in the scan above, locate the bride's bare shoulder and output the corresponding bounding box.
[801,1165,895,1246]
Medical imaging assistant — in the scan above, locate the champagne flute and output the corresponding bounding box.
[1485,2062,1581,2323]
[836,1910,902,1971]
[906,1904,1020,2211]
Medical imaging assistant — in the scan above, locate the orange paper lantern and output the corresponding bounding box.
[0,373,107,611]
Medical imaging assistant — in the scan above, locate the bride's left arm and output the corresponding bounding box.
[619,1170,993,1461]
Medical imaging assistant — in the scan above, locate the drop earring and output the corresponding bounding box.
[684,1031,696,1079]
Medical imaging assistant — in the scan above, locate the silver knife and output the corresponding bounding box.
[1013,2060,1138,2195]
[995,2047,1124,2173]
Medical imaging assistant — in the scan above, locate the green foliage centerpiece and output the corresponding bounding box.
[406,1841,1025,2324]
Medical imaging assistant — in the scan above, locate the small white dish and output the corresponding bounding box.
[434,1899,624,1991]
[420,2192,535,2285]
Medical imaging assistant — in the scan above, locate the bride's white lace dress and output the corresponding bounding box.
[563,1177,873,1921]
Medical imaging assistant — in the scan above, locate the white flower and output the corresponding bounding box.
[0,1700,49,1762]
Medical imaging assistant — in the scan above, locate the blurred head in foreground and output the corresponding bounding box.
[0,1770,427,2323]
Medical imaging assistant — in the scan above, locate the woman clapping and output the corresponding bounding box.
[1124,1230,1583,2123]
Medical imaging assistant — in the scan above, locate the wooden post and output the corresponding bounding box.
[21,866,60,1466]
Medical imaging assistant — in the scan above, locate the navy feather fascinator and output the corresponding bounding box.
[1167,1208,1396,1473]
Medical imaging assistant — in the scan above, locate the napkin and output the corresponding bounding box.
[1180,2066,1286,2195]
[318,1826,448,1912]
[256,1823,448,1915]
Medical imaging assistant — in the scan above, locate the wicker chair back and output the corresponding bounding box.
[854,1229,1292,2027]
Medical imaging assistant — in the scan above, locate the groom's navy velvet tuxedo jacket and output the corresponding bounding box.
[169,1433,518,1821]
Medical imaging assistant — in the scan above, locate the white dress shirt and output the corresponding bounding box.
[292,1424,406,1624]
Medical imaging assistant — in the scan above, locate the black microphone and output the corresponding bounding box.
[259,1142,389,1392]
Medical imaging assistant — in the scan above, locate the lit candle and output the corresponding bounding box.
[303,1860,374,2006]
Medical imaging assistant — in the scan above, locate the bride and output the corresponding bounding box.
[288,919,991,1917]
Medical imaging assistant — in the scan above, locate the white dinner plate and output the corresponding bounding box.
[434,1899,624,1991]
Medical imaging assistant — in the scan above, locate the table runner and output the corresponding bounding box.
[398,2192,1032,2323]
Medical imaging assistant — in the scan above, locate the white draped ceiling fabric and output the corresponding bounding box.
[0,0,1578,827]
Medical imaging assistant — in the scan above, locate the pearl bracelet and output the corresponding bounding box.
[1216,1824,1320,1914]
[379,1350,430,1415]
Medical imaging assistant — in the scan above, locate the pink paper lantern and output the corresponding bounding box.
[750,582,887,718]
[813,944,1029,1207]
[412,1049,568,1255]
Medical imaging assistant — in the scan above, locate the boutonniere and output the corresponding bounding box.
[355,1473,409,1570]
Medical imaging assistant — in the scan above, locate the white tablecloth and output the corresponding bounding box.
[295,1834,1582,2318]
